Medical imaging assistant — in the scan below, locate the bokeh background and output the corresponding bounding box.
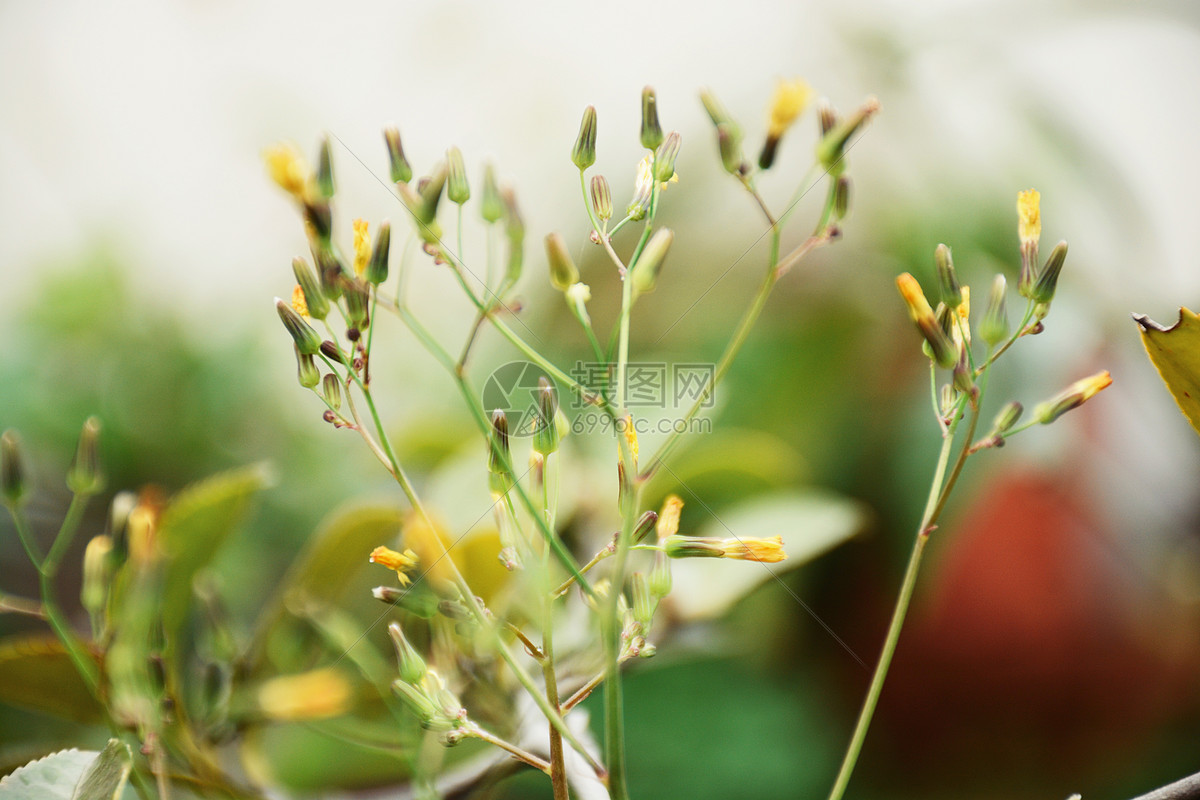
[3,0,1200,798]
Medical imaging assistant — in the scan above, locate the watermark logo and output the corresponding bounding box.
[480,361,554,437]
[566,362,715,409]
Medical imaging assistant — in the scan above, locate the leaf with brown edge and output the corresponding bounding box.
[0,635,102,723]
[1135,308,1200,436]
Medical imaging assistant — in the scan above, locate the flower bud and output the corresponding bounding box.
[817,98,838,137]
[81,534,112,629]
[392,680,441,729]
[384,127,413,184]
[700,89,739,137]
[632,509,659,543]
[1031,241,1068,308]
[480,164,504,223]
[322,374,342,411]
[935,244,962,309]
[292,257,329,320]
[816,96,880,172]
[653,132,681,183]
[488,410,512,496]
[664,535,787,563]
[533,378,561,456]
[649,549,672,598]
[276,298,323,355]
[1,430,24,506]
[630,228,674,297]
[895,274,956,369]
[992,401,1023,434]
[640,87,664,150]
[759,78,814,170]
[446,147,470,206]
[316,136,335,199]
[303,198,333,244]
[502,189,524,287]
[67,417,102,495]
[591,175,613,222]
[833,176,851,220]
[631,572,655,630]
[373,585,439,618]
[566,282,592,324]
[418,163,447,228]
[544,233,579,292]
[295,345,320,388]
[367,221,391,285]
[315,248,346,300]
[572,105,597,170]
[979,274,1010,347]
[953,350,975,396]
[388,622,428,686]
[716,123,744,176]
[656,495,683,540]
[1033,371,1112,425]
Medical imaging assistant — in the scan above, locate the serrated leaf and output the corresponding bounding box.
[0,635,102,722]
[157,464,271,639]
[70,739,130,800]
[667,489,866,621]
[0,748,97,800]
[1135,308,1200,436]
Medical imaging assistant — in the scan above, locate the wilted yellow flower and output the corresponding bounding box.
[619,413,639,469]
[636,154,678,195]
[290,284,309,318]
[1033,370,1113,424]
[767,78,814,138]
[656,495,683,541]
[664,534,788,563]
[352,218,370,277]
[950,285,971,349]
[370,545,420,587]
[1017,189,1041,245]
[264,141,312,200]
[257,668,352,721]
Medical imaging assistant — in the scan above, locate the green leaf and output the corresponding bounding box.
[70,739,130,800]
[667,489,866,621]
[0,635,102,723]
[1135,308,1200,436]
[0,748,98,800]
[157,464,271,639]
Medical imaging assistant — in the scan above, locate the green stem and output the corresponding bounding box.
[542,454,569,800]
[826,390,983,800]
[44,491,90,577]
[8,503,44,570]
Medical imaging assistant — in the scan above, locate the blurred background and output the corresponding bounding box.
[3,0,1200,798]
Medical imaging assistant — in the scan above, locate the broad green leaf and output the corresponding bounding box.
[157,464,271,639]
[1136,308,1200,436]
[667,489,866,621]
[0,635,102,722]
[0,748,98,800]
[70,739,130,800]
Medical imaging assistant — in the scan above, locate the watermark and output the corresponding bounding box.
[571,412,712,437]
[482,360,717,438]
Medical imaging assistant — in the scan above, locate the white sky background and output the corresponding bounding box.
[3,0,1200,570]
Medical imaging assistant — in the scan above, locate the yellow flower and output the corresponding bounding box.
[352,218,370,277]
[656,495,683,541]
[290,284,309,318]
[722,536,787,563]
[370,545,420,587]
[767,78,814,138]
[896,273,936,326]
[264,141,312,200]
[1034,370,1113,424]
[257,668,352,721]
[619,413,639,469]
[1017,189,1041,245]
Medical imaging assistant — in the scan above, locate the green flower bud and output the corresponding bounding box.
[630,228,674,297]
[631,572,655,630]
[953,350,975,396]
[67,417,103,495]
[418,163,447,228]
[388,622,428,686]
[833,176,851,220]
[295,345,319,389]
[641,87,664,150]
[372,585,440,618]
[654,132,682,183]
[935,244,962,309]
[816,96,880,172]
[571,105,597,170]
[322,374,342,411]
[81,534,112,630]
[1,430,24,506]
[392,680,442,729]
[292,256,329,320]
[502,189,524,287]
[343,279,370,329]
[315,248,346,300]
[367,221,391,285]
[992,401,1023,434]
[487,410,512,496]
[303,198,333,244]
[532,378,561,456]
[633,509,658,544]
[1031,240,1068,309]
[276,298,323,355]
[384,127,412,184]
[716,123,744,176]
[544,233,579,292]
[591,175,612,222]
[649,550,672,598]
[979,274,1010,347]
[700,88,739,138]
[446,147,469,206]
[480,164,504,223]
[316,136,335,199]
[817,98,837,137]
